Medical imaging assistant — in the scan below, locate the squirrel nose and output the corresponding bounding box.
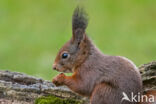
[53,64,57,70]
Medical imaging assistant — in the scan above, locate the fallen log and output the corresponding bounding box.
[0,61,155,104]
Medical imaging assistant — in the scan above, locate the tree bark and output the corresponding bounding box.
[0,61,156,104]
[139,61,156,91]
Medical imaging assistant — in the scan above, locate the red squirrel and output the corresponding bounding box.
[52,7,156,104]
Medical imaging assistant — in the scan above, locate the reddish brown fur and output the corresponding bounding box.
[52,7,156,104]
[139,90,156,104]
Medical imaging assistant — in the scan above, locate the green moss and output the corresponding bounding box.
[35,95,83,104]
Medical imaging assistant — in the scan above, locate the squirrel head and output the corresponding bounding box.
[53,7,90,73]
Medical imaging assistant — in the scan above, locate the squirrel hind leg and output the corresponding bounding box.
[90,83,132,104]
[90,83,138,104]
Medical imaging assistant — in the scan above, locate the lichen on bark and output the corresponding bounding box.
[35,95,84,104]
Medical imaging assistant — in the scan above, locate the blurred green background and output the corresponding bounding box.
[0,0,156,80]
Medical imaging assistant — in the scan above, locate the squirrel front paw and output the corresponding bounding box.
[52,73,65,86]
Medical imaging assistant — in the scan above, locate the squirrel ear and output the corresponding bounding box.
[72,7,88,45]
[72,28,85,44]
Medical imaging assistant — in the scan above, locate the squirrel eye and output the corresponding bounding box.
[62,53,68,59]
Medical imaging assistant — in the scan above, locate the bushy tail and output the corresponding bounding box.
[72,7,88,33]
[138,90,156,104]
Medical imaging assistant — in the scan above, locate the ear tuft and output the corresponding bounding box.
[72,7,88,34]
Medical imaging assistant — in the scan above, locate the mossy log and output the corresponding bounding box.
[0,61,156,104]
